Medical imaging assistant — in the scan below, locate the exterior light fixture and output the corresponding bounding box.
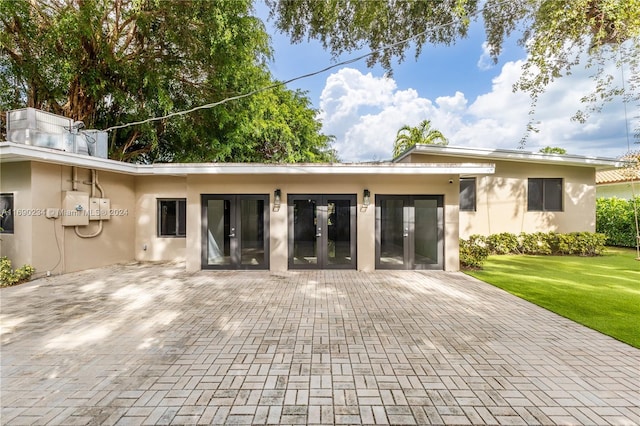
[274,189,281,208]
[363,189,371,207]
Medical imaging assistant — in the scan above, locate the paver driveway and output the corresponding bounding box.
[1,263,638,425]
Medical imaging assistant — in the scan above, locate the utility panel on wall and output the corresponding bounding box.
[62,191,89,226]
[89,198,111,221]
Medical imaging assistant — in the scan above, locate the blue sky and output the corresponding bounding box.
[256,3,638,162]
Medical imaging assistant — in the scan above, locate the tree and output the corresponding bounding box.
[539,146,567,154]
[393,119,448,158]
[267,0,640,127]
[0,0,336,163]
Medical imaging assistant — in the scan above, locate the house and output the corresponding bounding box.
[596,167,640,199]
[395,145,622,239]
[0,109,621,277]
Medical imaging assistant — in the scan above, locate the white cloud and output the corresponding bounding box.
[477,41,495,71]
[319,60,635,162]
[319,69,437,161]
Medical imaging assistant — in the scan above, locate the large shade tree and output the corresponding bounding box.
[393,119,448,158]
[268,0,640,129]
[0,0,337,163]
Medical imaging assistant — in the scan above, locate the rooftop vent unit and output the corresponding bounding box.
[6,108,108,159]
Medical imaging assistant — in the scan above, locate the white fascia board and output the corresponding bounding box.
[1,142,495,176]
[143,162,495,176]
[0,142,138,174]
[403,144,623,169]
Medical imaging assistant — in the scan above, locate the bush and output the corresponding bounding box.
[486,232,519,254]
[460,231,607,269]
[460,235,489,269]
[518,232,553,255]
[0,257,35,287]
[596,197,640,248]
[556,232,607,256]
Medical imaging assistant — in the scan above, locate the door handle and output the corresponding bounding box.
[229,227,236,238]
[316,228,322,237]
[403,227,409,237]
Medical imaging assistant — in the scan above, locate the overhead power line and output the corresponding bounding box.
[104,1,509,133]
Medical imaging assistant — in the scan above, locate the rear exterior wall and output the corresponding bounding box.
[404,154,596,238]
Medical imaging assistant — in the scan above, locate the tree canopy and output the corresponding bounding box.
[0,0,337,163]
[539,146,568,154]
[393,119,448,158]
[268,0,640,124]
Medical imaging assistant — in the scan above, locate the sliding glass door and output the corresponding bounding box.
[288,194,356,269]
[376,195,443,270]
[202,194,269,269]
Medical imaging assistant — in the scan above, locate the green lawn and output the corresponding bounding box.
[466,247,640,348]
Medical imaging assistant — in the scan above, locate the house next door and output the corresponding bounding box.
[288,194,356,269]
[202,194,269,269]
[376,195,444,270]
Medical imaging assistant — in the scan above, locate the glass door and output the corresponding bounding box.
[377,196,407,268]
[376,195,443,270]
[288,194,356,269]
[202,195,269,270]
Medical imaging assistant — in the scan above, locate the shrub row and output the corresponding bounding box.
[460,231,607,269]
[596,197,640,248]
[0,257,35,287]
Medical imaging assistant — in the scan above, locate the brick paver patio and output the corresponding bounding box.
[1,263,638,425]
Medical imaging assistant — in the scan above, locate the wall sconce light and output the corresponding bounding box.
[363,189,371,207]
[274,189,281,210]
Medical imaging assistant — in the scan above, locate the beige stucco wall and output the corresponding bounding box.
[404,153,596,238]
[0,162,32,267]
[180,173,459,272]
[58,165,136,272]
[135,175,187,262]
[1,161,136,277]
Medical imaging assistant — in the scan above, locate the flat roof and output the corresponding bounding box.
[0,142,495,176]
[396,144,623,169]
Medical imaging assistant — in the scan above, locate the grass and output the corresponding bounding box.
[465,247,640,348]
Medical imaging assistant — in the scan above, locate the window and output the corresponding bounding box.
[459,178,476,211]
[0,193,14,234]
[158,199,186,237]
[528,178,563,211]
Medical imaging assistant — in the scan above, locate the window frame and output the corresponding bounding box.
[527,178,563,212]
[0,193,14,234]
[157,198,187,238]
[459,177,477,212]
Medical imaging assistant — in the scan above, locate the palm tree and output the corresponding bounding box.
[393,119,448,158]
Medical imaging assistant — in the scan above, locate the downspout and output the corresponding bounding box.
[72,166,78,191]
[90,169,96,198]
[94,170,105,198]
[74,169,105,238]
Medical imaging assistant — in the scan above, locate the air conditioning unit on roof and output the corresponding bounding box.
[6,108,108,159]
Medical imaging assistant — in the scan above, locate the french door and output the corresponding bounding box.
[201,194,269,270]
[376,195,444,270]
[288,194,356,269]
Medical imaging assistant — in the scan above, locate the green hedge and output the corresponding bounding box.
[460,231,607,269]
[596,197,640,248]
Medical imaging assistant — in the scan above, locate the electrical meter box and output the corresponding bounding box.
[62,191,89,226]
[89,198,111,221]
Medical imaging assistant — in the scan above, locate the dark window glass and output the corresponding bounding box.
[528,178,563,211]
[158,199,186,237]
[527,178,543,211]
[544,179,563,211]
[0,193,14,234]
[459,178,476,211]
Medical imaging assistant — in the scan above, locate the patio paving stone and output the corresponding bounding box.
[1,263,639,425]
